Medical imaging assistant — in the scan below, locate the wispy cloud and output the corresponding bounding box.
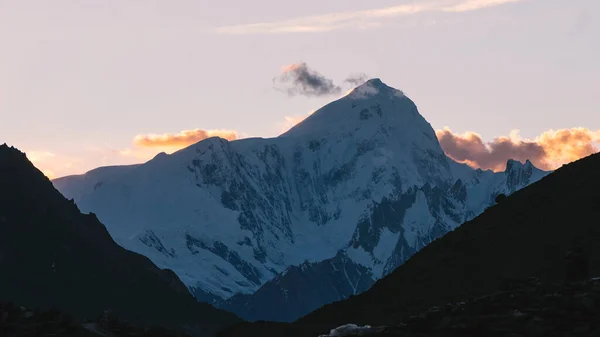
[443,0,525,12]
[344,73,369,87]
[133,129,239,148]
[436,127,600,171]
[215,0,526,35]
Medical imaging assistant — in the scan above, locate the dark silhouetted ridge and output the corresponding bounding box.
[0,144,241,336]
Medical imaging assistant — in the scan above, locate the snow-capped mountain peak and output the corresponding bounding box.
[281,79,450,187]
[282,79,422,140]
[52,79,550,321]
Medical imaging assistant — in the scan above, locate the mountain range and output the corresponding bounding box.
[53,79,549,322]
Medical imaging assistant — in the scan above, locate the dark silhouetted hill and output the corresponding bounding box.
[219,152,600,337]
[0,144,241,336]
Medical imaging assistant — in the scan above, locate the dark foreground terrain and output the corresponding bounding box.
[321,277,600,337]
[220,153,600,337]
[0,144,240,336]
[6,277,599,337]
[0,301,193,337]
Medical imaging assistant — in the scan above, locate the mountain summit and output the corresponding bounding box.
[282,78,412,139]
[53,80,549,321]
[282,79,435,157]
[281,78,451,188]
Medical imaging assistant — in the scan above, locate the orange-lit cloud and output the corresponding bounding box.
[27,129,241,179]
[133,129,239,148]
[115,128,241,167]
[436,127,600,171]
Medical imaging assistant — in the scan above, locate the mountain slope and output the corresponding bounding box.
[219,152,600,337]
[0,144,240,336]
[221,252,374,322]
[219,158,548,322]
[53,79,548,322]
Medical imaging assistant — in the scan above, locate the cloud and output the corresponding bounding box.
[120,128,241,165]
[215,3,432,35]
[133,129,239,148]
[274,63,342,97]
[273,64,372,98]
[24,128,241,179]
[436,127,600,171]
[536,128,600,168]
[344,73,369,87]
[215,0,526,35]
[443,0,525,12]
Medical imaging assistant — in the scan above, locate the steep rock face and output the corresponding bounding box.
[220,159,548,322]
[52,79,549,321]
[224,252,373,322]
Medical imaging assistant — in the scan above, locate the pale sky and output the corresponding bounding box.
[1,0,598,178]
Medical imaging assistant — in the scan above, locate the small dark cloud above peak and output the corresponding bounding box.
[343,73,369,87]
[273,63,375,98]
[273,63,341,97]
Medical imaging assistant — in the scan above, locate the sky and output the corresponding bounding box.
[1,0,598,178]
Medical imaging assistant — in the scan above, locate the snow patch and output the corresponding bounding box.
[319,324,374,337]
[372,228,400,277]
[346,246,374,269]
[348,82,379,100]
[402,190,435,248]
